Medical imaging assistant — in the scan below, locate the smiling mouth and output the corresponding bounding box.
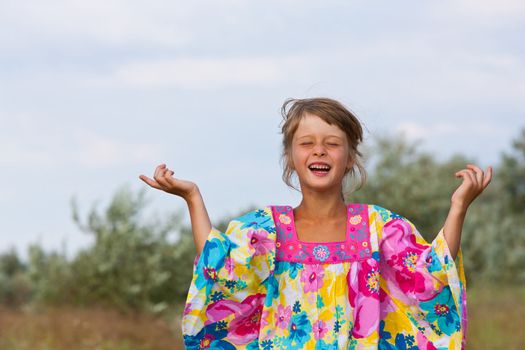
[308,164,331,173]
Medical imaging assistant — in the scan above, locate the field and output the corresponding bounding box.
[0,285,523,350]
[0,305,184,350]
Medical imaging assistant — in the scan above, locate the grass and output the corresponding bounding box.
[466,283,525,350]
[0,304,185,350]
[0,285,524,349]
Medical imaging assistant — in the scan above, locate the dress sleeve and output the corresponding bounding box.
[375,206,467,349]
[182,208,276,350]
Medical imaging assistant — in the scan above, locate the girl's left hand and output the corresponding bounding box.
[451,164,493,210]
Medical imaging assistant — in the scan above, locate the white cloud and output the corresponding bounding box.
[454,0,525,21]
[0,0,523,257]
[0,115,164,168]
[326,41,525,107]
[0,0,193,50]
[396,121,510,141]
[72,132,164,167]
[88,55,310,90]
[396,122,457,140]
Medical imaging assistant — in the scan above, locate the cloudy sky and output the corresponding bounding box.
[1,0,523,258]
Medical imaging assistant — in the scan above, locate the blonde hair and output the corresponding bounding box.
[279,97,367,197]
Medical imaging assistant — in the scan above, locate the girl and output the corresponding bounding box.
[140,97,492,349]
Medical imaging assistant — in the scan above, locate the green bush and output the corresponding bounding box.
[2,127,524,312]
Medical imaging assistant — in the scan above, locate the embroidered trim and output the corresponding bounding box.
[270,204,371,264]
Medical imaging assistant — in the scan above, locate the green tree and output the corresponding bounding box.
[27,244,70,304]
[68,185,194,312]
[351,130,525,284]
[0,248,31,306]
[498,128,525,215]
[351,131,477,241]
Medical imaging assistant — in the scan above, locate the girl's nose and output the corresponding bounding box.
[313,144,326,156]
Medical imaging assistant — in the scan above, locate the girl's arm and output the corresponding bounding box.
[442,164,492,260]
[139,163,212,255]
[185,188,212,255]
[442,203,467,260]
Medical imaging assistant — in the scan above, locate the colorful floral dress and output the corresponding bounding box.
[182,203,467,349]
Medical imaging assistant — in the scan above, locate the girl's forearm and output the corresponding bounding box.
[185,187,212,255]
[442,204,468,261]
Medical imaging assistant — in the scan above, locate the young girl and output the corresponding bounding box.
[140,97,492,349]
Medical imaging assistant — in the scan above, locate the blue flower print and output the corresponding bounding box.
[393,333,418,350]
[275,261,302,279]
[373,205,391,223]
[210,291,224,302]
[246,340,260,350]
[293,300,302,313]
[238,210,274,232]
[390,211,403,220]
[420,286,460,336]
[183,323,236,350]
[284,311,312,350]
[195,235,230,293]
[425,248,442,273]
[313,245,330,262]
[260,339,274,350]
[315,339,339,349]
[254,209,267,218]
[264,273,279,307]
[378,320,396,350]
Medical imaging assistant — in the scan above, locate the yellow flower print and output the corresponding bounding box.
[349,215,362,225]
[279,214,291,225]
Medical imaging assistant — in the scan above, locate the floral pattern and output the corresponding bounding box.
[247,229,274,256]
[275,304,292,329]
[182,204,467,349]
[312,245,330,261]
[300,264,324,293]
[420,286,461,336]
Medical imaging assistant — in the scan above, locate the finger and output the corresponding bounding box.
[455,169,470,177]
[139,175,162,190]
[162,169,174,180]
[483,166,493,188]
[164,174,179,188]
[466,164,483,186]
[153,163,167,179]
[163,169,178,185]
[455,169,476,185]
[153,164,169,184]
[155,167,171,188]
[153,164,168,187]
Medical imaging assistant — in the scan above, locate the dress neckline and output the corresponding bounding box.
[289,204,349,245]
[270,203,372,263]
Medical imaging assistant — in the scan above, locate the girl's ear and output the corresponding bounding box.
[346,154,354,173]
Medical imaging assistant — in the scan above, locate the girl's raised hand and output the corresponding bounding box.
[139,163,198,201]
[451,163,493,210]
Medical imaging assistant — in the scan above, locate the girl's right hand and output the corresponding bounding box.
[139,163,199,201]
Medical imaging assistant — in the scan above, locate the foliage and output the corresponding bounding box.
[0,248,31,306]
[65,186,195,313]
[352,128,525,284]
[1,127,524,312]
[497,128,525,215]
[352,131,475,242]
[27,244,71,304]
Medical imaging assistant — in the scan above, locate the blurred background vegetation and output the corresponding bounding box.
[1,129,524,349]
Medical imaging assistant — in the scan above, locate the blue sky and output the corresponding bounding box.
[1,0,523,258]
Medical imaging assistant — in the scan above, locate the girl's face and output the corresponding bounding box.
[290,112,353,194]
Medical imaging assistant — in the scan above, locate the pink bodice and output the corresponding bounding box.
[269,203,371,264]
